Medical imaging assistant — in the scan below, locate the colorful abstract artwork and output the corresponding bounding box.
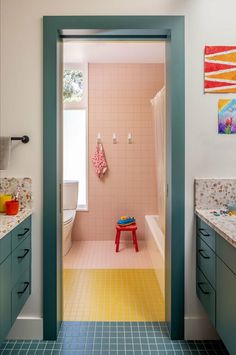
[218,99,236,134]
[205,46,236,93]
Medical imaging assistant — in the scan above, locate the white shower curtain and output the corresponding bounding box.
[151,87,166,234]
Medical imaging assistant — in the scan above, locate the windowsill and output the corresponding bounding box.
[76,205,88,212]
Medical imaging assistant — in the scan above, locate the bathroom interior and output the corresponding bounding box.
[1,12,236,354]
[62,40,167,322]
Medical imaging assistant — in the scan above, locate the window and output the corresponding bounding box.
[63,63,88,210]
[63,64,88,109]
[63,109,88,210]
[63,69,84,103]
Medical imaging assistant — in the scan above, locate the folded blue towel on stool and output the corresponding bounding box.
[117,216,136,226]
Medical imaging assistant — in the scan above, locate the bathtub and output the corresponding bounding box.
[145,215,165,298]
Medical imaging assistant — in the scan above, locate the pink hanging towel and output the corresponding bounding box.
[92,143,108,178]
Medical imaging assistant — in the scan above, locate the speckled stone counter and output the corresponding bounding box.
[195,178,236,209]
[0,177,32,209]
[0,177,32,239]
[0,208,32,240]
[196,208,236,248]
[195,178,236,248]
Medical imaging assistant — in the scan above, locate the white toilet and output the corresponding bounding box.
[63,181,79,256]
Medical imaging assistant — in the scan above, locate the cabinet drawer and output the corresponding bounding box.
[196,267,215,326]
[216,233,236,275]
[197,237,216,289]
[0,233,11,264]
[12,268,31,323]
[12,236,31,286]
[197,218,215,251]
[12,216,31,251]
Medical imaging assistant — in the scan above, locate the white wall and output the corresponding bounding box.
[1,0,236,340]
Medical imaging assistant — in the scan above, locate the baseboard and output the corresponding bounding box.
[7,317,43,340]
[185,316,219,340]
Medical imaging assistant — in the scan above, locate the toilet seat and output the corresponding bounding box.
[63,210,76,225]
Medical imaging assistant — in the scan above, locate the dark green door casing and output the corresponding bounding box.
[43,16,185,340]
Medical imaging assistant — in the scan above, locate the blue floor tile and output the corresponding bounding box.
[0,321,229,354]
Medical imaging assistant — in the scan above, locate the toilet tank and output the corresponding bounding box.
[63,181,79,210]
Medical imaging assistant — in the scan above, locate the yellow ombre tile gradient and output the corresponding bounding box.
[63,269,165,321]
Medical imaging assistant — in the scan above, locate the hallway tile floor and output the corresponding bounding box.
[0,322,228,355]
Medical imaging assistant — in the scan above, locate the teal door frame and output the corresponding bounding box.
[43,16,185,340]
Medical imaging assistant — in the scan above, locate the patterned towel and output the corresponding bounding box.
[92,143,108,178]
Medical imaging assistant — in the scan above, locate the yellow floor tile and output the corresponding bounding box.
[63,269,165,321]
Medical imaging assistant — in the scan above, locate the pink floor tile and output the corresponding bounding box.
[63,241,153,269]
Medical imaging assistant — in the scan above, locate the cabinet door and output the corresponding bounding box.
[0,256,12,342]
[12,268,31,323]
[196,268,215,326]
[216,257,236,355]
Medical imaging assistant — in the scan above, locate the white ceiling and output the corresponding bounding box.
[63,41,165,64]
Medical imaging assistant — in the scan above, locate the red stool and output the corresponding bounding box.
[115,223,139,252]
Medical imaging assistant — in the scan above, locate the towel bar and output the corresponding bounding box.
[11,135,30,144]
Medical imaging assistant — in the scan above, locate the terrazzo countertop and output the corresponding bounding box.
[196,208,236,248]
[0,208,32,240]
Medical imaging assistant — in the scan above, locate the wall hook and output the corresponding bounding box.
[97,133,102,143]
[128,133,132,144]
[112,133,117,144]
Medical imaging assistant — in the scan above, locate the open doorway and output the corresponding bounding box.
[62,40,166,322]
[43,17,185,340]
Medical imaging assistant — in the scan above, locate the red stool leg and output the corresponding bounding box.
[132,232,135,244]
[132,230,139,252]
[116,230,121,252]
[115,230,118,244]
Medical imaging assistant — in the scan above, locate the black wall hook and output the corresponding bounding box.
[11,135,30,144]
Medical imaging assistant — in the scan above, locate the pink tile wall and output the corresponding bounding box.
[72,63,164,241]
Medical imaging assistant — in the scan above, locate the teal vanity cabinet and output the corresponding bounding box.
[0,234,12,342]
[216,235,236,355]
[0,216,31,344]
[196,216,236,354]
